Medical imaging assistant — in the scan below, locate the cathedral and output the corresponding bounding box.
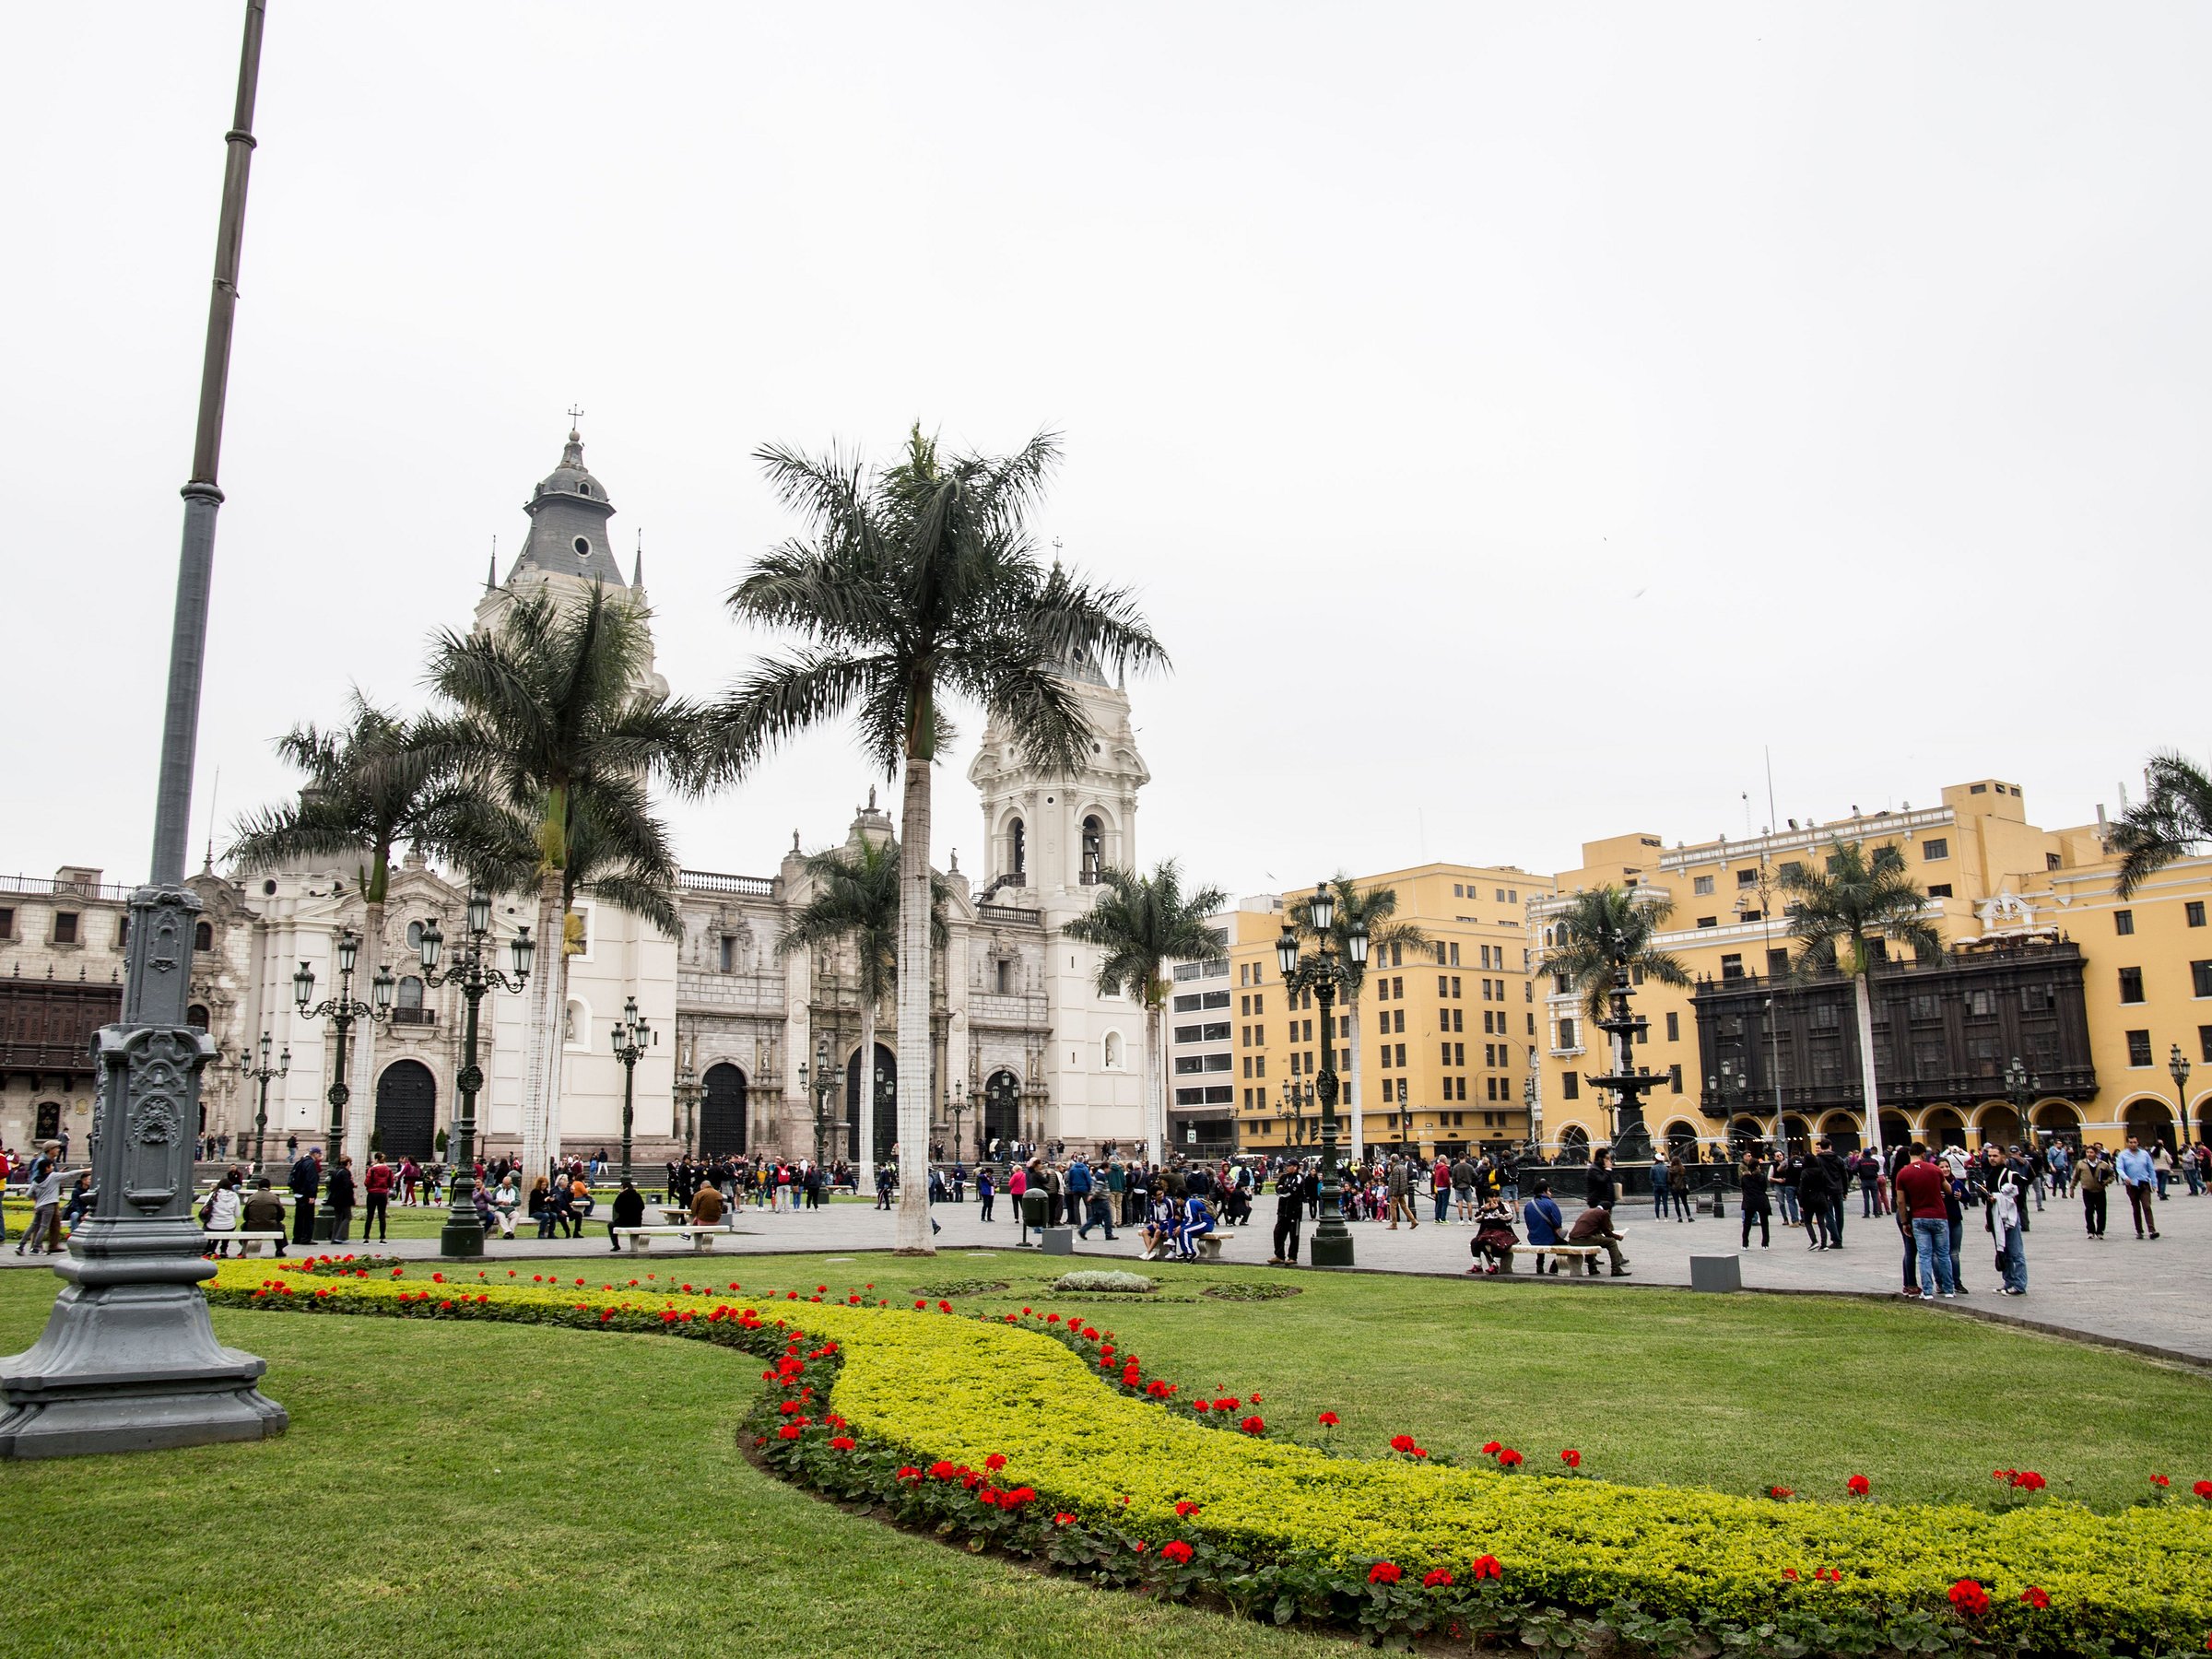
[0,427,1154,1170]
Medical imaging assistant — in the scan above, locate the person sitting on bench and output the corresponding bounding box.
[240,1176,288,1256]
[1521,1182,1567,1275]
[1468,1194,1519,1274]
[1173,1189,1217,1261]
[1568,1197,1632,1277]
[609,1178,644,1252]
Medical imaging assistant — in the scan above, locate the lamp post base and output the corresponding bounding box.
[0,1262,287,1459]
[441,1216,485,1257]
[1308,1229,1355,1268]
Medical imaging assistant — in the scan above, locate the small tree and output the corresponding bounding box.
[1062,862,1227,1159]
[1535,886,1691,1154]
[1781,839,1942,1151]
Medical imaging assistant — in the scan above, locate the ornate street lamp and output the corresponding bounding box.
[294,928,395,1241]
[2170,1043,2194,1153]
[801,1036,836,1168]
[945,1075,972,1165]
[1276,880,1367,1267]
[2004,1054,2040,1147]
[610,994,655,1184]
[416,891,534,1256]
[241,1030,289,1176]
[674,1050,701,1161]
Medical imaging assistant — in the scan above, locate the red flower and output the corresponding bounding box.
[2194,1479,2212,1500]
[927,1461,957,1480]
[2010,1470,2047,1492]
[829,1436,856,1451]
[2152,1474,2171,1488]
[977,1487,1002,1507]
[1769,1486,1794,1500]
[777,1425,802,1441]
[1173,1500,1203,1518]
[1046,1312,1062,1324]
[1192,1400,1210,1414]
[1004,1486,1036,1507]
[1318,1411,1339,1427]
[1159,1540,1194,1565]
[438,1300,453,1311]
[1496,1448,1523,1469]
[431,1272,444,1283]
[1215,1396,1240,1411]
[914,1300,926,1310]
[1559,1449,1582,1469]
[1240,1416,1265,1435]
[1845,1474,1871,1497]
[1053,1512,1077,1526]
[1782,1568,1799,1582]
[1391,1434,1418,1453]
[1480,1440,1501,1455]
[984,1453,1008,1471]
[1422,1569,1453,1589]
[2021,1586,2051,1609]
[1368,1561,1402,1585]
[1469,1554,1501,1581]
[1948,1580,1991,1618]
[896,1466,922,1482]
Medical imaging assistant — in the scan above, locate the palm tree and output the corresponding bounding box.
[1536,886,1691,1154]
[2113,752,2212,899]
[776,835,949,1175]
[719,426,1166,1253]
[1061,862,1228,1159]
[229,693,471,1164]
[1780,839,1942,1151]
[424,583,712,1178]
[1288,875,1428,1166]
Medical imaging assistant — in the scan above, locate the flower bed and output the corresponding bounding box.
[204,1261,2212,1655]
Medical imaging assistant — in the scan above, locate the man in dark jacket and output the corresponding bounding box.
[241,1177,289,1253]
[1567,1198,1631,1276]
[287,1146,323,1246]
[609,1178,645,1251]
[1270,1167,1314,1265]
[1796,1147,1834,1249]
[325,1154,358,1243]
[1816,1139,1851,1248]
[1739,1150,1772,1248]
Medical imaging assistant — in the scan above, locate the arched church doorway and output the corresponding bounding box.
[374,1060,437,1161]
[982,1069,1021,1156]
[701,1063,747,1156]
[846,1043,895,1163]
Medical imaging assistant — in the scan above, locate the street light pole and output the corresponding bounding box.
[242,1030,288,1176]
[417,891,533,1256]
[2170,1043,2194,1154]
[0,0,285,1459]
[294,928,394,1241]
[610,995,653,1185]
[1277,882,1368,1268]
[674,1053,700,1162]
[2004,1054,2039,1150]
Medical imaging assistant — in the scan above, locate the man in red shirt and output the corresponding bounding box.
[1893,1144,1955,1298]
[362,1155,395,1242]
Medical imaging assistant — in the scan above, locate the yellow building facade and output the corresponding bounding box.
[1529,778,2212,1159]
[1223,863,1556,1160]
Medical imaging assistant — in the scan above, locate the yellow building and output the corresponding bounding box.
[1223,863,1556,1160]
[1530,778,2212,1159]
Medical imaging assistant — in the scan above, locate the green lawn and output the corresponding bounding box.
[2,1251,2206,1654]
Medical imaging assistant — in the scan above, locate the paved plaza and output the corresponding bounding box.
[14,1179,2205,1365]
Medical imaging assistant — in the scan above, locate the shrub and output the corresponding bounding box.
[1050,1270,1154,1294]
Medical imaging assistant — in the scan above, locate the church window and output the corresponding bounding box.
[995,958,1012,994]
[1010,818,1026,878]
[578,482,591,496]
[1080,816,1104,885]
[720,935,736,972]
[194,920,213,951]
[572,535,591,557]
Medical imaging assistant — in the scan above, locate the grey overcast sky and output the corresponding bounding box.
[6,4,2206,898]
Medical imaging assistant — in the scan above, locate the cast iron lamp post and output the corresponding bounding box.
[801,1036,836,1169]
[945,1076,971,1166]
[0,0,283,1458]
[674,1053,701,1160]
[2171,1044,2194,1153]
[293,928,394,1242]
[2004,1054,2040,1149]
[417,891,534,1255]
[241,1031,288,1175]
[1276,881,1367,1268]
[610,995,655,1184]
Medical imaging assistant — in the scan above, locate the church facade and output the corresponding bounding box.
[0,428,1154,1170]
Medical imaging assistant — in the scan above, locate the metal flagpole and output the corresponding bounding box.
[0,0,287,1457]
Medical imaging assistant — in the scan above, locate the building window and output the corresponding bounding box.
[1665,1011,1679,1042]
[1693,875,1714,896]
[53,912,79,945]
[2127,1029,2153,1067]
[1080,815,1104,885]
[0,906,13,939]
[2047,852,2063,870]
[1736,868,1759,888]
[1721,953,1745,981]
[2115,910,2136,935]
[2194,961,2212,999]
[1927,884,1952,898]
[995,959,1012,994]
[1669,1064,1682,1093]
[1923,838,1948,861]
[1562,1072,1579,1100]
[2119,967,2145,1004]
[1448,942,1461,967]
[2201,1025,2212,1065]
[1558,1018,1575,1049]
[194,920,213,951]
[2190,901,2207,928]
[187,1003,209,1030]
[1696,916,1717,929]
[1767,947,1790,978]
[1009,818,1026,878]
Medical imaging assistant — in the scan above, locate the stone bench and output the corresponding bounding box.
[1515,1243,1605,1277]
[612,1226,725,1253]
[205,1230,289,1258]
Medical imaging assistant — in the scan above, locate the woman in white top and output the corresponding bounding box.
[203,1172,243,1257]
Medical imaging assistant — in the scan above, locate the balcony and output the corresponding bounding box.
[389,1006,438,1028]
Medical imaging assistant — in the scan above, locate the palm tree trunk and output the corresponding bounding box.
[893,756,935,1254]
[521,867,563,1178]
[347,897,384,1170]
[1145,998,1164,1159]
[1346,990,1367,1166]
[1852,970,1883,1154]
[859,990,877,1182]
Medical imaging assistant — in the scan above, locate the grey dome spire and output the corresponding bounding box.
[503,417,629,588]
